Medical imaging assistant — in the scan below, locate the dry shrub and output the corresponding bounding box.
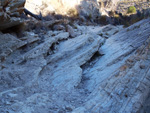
[98,16,108,25]
[67,8,78,17]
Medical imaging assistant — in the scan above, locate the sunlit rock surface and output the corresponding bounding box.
[0,17,150,113]
[25,0,101,19]
[98,0,120,15]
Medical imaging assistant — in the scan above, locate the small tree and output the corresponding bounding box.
[127,6,136,14]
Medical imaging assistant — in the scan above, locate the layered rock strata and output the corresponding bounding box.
[0,17,150,113]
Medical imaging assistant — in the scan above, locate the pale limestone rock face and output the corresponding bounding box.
[72,19,150,112]
[98,0,120,15]
[25,0,101,19]
[0,4,150,112]
[25,0,82,15]
[0,0,25,30]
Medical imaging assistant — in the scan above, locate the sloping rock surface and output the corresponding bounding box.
[73,18,150,113]
[0,17,150,113]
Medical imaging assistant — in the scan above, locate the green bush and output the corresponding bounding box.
[127,6,136,14]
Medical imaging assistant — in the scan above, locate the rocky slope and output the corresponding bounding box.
[0,1,150,113]
[25,0,123,19]
[98,0,120,15]
[0,0,25,30]
[117,1,150,14]
[0,16,150,112]
[25,0,101,20]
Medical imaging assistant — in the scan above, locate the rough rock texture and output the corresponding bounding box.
[73,18,150,113]
[98,0,120,15]
[25,0,101,19]
[0,17,150,113]
[140,93,150,113]
[0,0,25,30]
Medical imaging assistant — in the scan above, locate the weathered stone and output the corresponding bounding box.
[25,0,101,20]
[0,0,25,30]
[98,0,120,15]
[0,9,150,113]
[72,18,150,113]
[66,25,78,38]
[53,24,65,31]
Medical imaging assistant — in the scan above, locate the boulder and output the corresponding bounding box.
[66,25,77,38]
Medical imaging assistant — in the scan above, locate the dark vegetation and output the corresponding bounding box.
[98,8,150,27]
[22,6,150,27]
